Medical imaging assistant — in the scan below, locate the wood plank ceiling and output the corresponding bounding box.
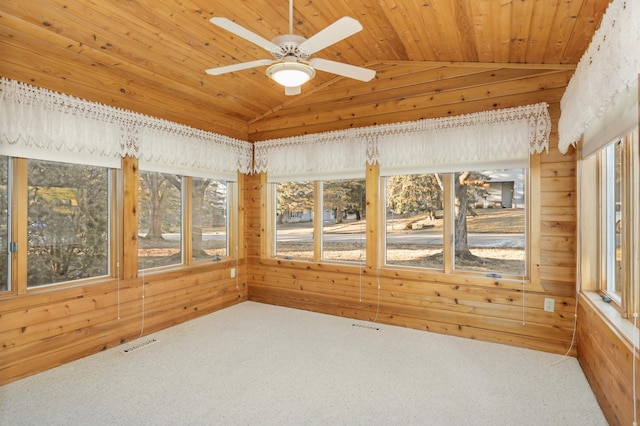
[0,0,610,142]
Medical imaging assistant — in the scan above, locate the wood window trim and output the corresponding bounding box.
[588,129,639,320]
[377,162,540,291]
[263,158,543,292]
[8,158,118,294]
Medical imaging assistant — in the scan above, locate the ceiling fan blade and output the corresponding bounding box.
[285,86,301,96]
[299,17,363,55]
[206,59,274,75]
[309,58,376,82]
[210,17,279,52]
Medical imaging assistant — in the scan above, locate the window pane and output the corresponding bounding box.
[275,181,314,259]
[385,174,444,269]
[27,159,109,287]
[604,141,623,299]
[192,178,227,261]
[322,179,366,263]
[138,171,182,269]
[453,169,526,276]
[0,156,8,292]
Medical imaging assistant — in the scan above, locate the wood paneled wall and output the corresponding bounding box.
[0,104,581,386]
[577,294,638,425]
[245,103,580,355]
[0,157,247,385]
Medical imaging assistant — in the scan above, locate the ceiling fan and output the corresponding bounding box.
[205,0,376,96]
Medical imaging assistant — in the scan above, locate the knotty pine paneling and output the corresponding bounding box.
[2,0,608,141]
[246,103,580,355]
[0,263,246,386]
[577,294,638,426]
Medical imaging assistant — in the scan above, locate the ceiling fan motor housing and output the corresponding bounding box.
[270,34,310,60]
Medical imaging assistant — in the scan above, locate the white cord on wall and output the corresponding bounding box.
[522,159,529,326]
[549,157,583,367]
[521,277,526,326]
[139,269,145,339]
[236,201,240,290]
[359,263,363,303]
[633,312,638,426]
[117,261,121,320]
[372,267,381,324]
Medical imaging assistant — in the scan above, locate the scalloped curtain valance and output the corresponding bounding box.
[1,78,551,180]
[0,78,253,179]
[558,0,640,155]
[255,102,550,181]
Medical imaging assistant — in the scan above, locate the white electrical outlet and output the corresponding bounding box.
[544,298,555,312]
[230,267,236,278]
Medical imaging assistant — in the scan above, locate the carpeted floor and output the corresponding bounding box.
[0,301,607,425]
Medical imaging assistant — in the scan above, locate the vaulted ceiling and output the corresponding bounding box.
[0,0,610,141]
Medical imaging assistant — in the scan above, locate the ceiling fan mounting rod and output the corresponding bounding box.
[289,0,294,35]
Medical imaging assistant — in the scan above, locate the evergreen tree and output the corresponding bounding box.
[276,181,313,224]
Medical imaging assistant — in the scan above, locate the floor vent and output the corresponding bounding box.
[352,323,380,331]
[122,338,158,354]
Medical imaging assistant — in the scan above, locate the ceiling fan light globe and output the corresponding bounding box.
[267,63,315,87]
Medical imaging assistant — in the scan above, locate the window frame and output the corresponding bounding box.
[137,170,185,271]
[320,178,367,264]
[596,129,639,318]
[138,173,238,273]
[0,157,240,298]
[266,164,541,290]
[268,179,367,264]
[2,157,118,295]
[382,168,531,282]
[1,156,11,293]
[271,180,316,261]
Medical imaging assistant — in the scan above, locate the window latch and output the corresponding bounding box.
[9,242,17,253]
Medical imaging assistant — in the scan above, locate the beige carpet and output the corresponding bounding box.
[0,301,606,425]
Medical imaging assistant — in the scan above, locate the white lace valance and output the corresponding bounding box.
[255,103,550,179]
[375,102,549,175]
[0,78,253,176]
[254,129,374,181]
[559,0,640,154]
[137,123,252,180]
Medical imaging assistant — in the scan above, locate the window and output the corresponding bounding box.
[272,178,366,263]
[596,130,639,315]
[138,172,235,270]
[384,168,528,279]
[1,156,8,292]
[138,171,183,270]
[385,173,444,269]
[322,179,366,263]
[601,141,623,301]
[27,159,110,287]
[453,169,526,276]
[275,181,314,259]
[192,177,228,261]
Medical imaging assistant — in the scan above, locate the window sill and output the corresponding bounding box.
[581,290,639,348]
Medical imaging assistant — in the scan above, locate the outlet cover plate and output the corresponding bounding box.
[544,298,555,312]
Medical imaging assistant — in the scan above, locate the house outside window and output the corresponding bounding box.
[384,168,527,278]
[274,181,314,259]
[322,178,366,263]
